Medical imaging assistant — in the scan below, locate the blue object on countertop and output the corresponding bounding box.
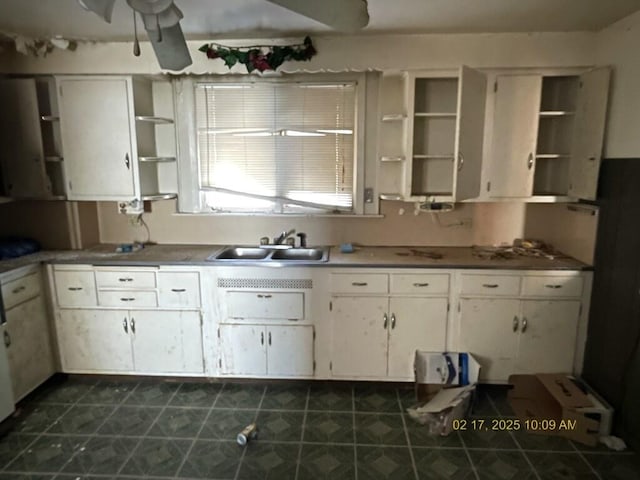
[340,243,354,253]
[0,237,41,260]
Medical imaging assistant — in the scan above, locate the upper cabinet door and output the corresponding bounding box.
[58,77,137,200]
[489,75,542,197]
[568,67,611,200]
[453,65,487,201]
[0,79,49,198]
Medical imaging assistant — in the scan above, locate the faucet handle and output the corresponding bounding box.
[260,237,269,245]
[296,232,307,248]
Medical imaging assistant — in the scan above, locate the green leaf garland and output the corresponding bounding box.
[199,36,317,73]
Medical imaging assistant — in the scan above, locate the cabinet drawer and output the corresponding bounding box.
[54,270,97,307]
[98,290,158,308]
[227,292,304,320]
[2,272,41,310]
[158,272,201,308]
[95,270,156,289]
[390,273,449,295]
[460,274,521,296]
[330,273,388,294]
[522,275,584,297]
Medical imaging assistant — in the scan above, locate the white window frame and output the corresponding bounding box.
[174,73,367,215]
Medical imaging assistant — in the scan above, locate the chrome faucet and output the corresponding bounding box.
[274,228,296,245]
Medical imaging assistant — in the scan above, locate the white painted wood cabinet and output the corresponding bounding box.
[377,66,487,203]
[329,271,449,381]
[487,68,610,201]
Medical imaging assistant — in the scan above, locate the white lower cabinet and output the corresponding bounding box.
[219,324,313,378]
[220,324,313,377]
[330,295,448,380]
[57,309,203,375]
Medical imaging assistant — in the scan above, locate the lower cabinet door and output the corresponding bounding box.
[267,325,314,377]
[219,324,267,376]
[516,300,580,374]
[459,298,520,382]
[57,310,134,372]
[130,310,204,374]
[330,296,388,378]
[5,296,55,401]
[388,297,448,380]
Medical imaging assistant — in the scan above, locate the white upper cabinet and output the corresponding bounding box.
[58,76,138,200]
[0,78,65,199]
[377,66,487,203]
[487,68,610,201]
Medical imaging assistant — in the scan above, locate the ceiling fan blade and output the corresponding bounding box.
[265,0,369,31]
[146,22,192,71]
[77,0,116,23]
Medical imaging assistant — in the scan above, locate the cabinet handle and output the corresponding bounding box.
[171,288,186,293]
[383,313,388,329]
[118,277,133,282]
[11,285,26,294]
[457,152,464,171]
[521,317,528,333]
[68,287,83,291]
[391,313,396,329]
[413,282,429,287]
[125,153,130,169]
[482,283,499,288]
[3,330,10,348]
[256,294,272,299]
[527,152,534,170]
[130,317,136,334]
[261,332,264,345]
[123,317,128,333]
[352,282,368,286]
[545,284,562,289]
[268,331,272,346]
[512,316,519,332]
[120,297,135,302]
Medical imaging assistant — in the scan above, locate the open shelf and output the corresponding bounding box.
[539,111,575,117]
[535,154,570,159]
[381,114,406,122]
[135,116,174,124]
[380,156,405,163]
[413,154,455,160]
[138,156,176,163]
[414,112,456,118]
[141,193,177,201]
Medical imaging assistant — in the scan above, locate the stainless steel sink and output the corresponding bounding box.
[213,247,270,260]
[207,246,329,263]
[271,248,327,261]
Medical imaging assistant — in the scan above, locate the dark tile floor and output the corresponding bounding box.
[0,376,638,480]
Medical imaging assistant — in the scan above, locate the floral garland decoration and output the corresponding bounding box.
[198,36,317,73]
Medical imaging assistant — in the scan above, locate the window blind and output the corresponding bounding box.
[195,82,356,212]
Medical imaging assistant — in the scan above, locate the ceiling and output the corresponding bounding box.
[0,0,638,41]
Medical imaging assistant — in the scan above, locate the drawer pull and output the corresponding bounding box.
[268,331,272,346]
[482,283,499,289]
[513,316,519,332]
[130,317,136,334]
[391,313,396,329]
[118,277,134,282]
[521,317,528,333]
[120,297,135,302]
[352,282,368,286]
[261,332,264,345]
[3,331,10,348]
[383,313,388,329]
[67,287,83,291]
[545,284,562,289]
[257,294,273,299]
[11,285,26,294]
[171,288,186,293]
[413,282,430,287]
[123,317,128,333]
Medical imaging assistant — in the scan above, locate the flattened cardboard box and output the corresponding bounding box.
[508,373,602,446]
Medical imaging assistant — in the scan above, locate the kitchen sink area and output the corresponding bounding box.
[207,246,330,263]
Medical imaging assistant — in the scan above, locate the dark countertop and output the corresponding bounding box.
[0,244,591,275]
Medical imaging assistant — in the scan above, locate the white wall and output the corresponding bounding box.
[596,9,640,158]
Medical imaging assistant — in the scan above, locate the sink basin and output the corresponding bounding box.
[271,248,327,261]
[213,247,270,260]
[207,246,329,263]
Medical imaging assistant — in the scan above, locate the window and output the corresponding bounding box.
[193,78,358,214]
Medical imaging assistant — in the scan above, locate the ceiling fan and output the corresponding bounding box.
[78,0,370,71]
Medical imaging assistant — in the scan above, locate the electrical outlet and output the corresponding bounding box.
[117,200,143,215]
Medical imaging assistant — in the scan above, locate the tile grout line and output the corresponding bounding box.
[293,386,311,480]
[172,383,225,479]
[113,382,182,478]
[233,384,267,480]
[570,441,603,480]
[396,388,419,480]
[352,386,358,480]
[4,379,100,476]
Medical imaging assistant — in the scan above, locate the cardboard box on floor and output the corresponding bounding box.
[508,373,613,446]
[409,352,481,436]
